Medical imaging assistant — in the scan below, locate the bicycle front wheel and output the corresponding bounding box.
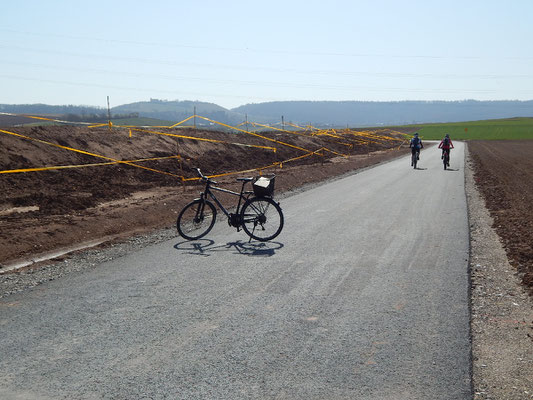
[177,199,217,240]
[240,197,284,241]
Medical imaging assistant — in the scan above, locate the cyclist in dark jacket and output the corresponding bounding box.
[409,132,423,163]
[438,134,454,166]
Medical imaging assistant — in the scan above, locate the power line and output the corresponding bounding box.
[3,74,528,98]
[2,27,533,61]
[8,58,533,81]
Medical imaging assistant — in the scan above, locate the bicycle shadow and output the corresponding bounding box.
[413,167,428,170]
[173,239,284,257]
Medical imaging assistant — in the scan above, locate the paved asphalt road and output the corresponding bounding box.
[0,143,471,399]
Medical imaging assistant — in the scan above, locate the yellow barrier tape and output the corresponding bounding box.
[306,128,372,147]
[321,147,348,157]
[285,122,308,131]
[363,129,404,141]
[169,115,195,128]
[129,127,277,152]
[195,116,312,153]
[2,112,404,184]
[345,129,402,144]
[0,156,181,175]
[0,112,92,126]
[249,121,312,138]
[277,149,321,164]
[317,133,354,147]
[0,129,183,179]
[397,139,408,150]
[181,163,278,182]
[181,147,328,182]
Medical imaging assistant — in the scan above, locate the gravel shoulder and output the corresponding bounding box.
[466,146,533,399]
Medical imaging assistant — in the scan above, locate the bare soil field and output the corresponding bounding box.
[0,125,410,266]
[469,140,533,294]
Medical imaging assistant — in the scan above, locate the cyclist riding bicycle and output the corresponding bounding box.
[409,132,423,163]
[438,134,454,166]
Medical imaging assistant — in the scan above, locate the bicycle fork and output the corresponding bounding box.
[194,195,207,223]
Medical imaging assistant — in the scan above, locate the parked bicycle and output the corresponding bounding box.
[177,168,284,242]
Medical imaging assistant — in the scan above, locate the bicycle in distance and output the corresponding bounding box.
[409,132,423,169]
[438,134,453,170]
[177,168,284,242]
[411,148,420,169]
[442,149,450,170]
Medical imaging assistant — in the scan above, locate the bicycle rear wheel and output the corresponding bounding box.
[412,152,418,169]
[177,199,217,240]
[240,197,284,241]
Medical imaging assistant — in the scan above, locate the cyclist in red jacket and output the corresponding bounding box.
[438,134,454,166]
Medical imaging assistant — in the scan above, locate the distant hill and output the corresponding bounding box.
[111,99,244,125]
[0,103,103,116]
[0,100,245,126]
[2,99,533,128]
[232,100,533,126]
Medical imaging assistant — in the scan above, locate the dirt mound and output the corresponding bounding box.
[0,124,410,264]
[469,140,533,293]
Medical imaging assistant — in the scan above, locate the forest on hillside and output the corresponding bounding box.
[2,99,532,127]
[232,100,533,126]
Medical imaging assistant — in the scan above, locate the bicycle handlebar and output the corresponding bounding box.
[194,167,275,185]
[193,168,217,184]
[193,167,204,178]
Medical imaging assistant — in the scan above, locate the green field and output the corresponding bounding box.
[415,117,533,140]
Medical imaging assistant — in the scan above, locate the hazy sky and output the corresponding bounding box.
[1,0,532,109]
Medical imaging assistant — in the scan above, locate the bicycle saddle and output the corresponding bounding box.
[236,177,254,182]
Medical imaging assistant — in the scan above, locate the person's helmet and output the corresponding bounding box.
[445,133,450,138]
[414,132,419,136]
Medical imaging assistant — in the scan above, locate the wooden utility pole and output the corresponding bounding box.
[176,139,184,189]
[107,96,112,131]
[194,106,197,129]
[281,115,285,130]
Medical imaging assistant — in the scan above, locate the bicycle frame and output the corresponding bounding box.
[198,179,252,222]
[177,169,284,242]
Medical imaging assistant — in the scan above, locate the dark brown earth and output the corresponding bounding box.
[0,124,411,266]
[469,140,533,294]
